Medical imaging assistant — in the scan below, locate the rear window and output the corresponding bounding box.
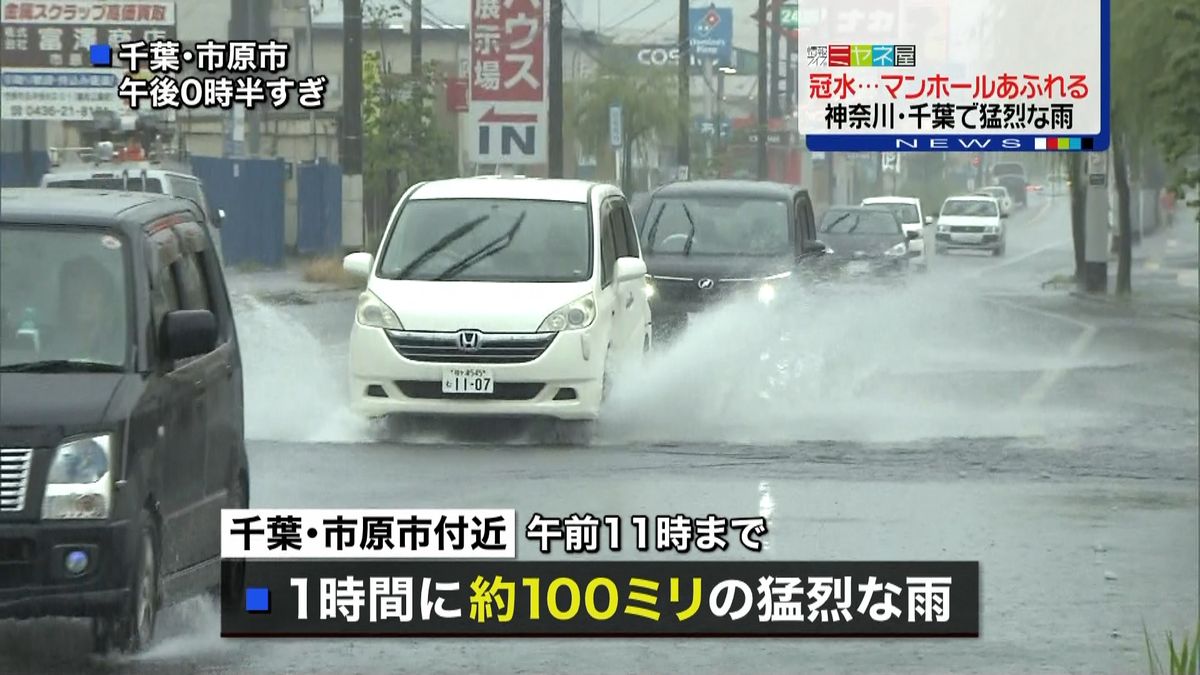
[44,176,164,193]
[865,202,920,224]
[942,200,998,217]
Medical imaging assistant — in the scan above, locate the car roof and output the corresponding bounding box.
[409,177,611,203]
[1,187,201,232]
[44,165,196,180]
[862,196,919,204]
[945,194,996,202]
[651,179,803,199]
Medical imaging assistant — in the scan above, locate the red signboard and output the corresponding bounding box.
[469,0,546,104]
[446,77,468,112]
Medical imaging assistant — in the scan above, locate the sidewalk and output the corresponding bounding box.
[1070,203,1199,323]
[224,257,362,304]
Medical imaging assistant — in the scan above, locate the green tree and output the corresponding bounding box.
[1150,3,1200,224]
[362,50,456,248]
[567,57,684,196]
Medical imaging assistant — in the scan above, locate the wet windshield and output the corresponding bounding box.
[43,176,164,193]
[377,199,591,282]
[866,202,920,224]
[0,226,131,370]
[820,209,901,235]
[941,200,998,217]
[641,197,791,255]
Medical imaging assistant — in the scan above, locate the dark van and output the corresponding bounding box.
[0,188,248,653]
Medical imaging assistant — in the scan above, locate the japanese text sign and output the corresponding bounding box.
[221,560,980,637]
[468,0,548,164]
[798,0,1108,152]
[1,2,176,68]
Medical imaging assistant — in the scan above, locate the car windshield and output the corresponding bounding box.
[942,200,998,217]
[377,198,592,282]
[43,176,164,193]
[0,225,131,370]
[641,196,791,255]
[865,202,920,224]
[820,209,901,235]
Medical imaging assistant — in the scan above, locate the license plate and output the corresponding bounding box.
[847,261,871,274]
[442,368,494,394]
[956,234,982,244]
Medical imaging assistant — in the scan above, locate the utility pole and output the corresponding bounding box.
[410,0,422,78]
[343,0,364,246]
[769,0,781,118]
[307,0,318,160]
[548,0,564,177]
[677,0,690,178]
[756,0,768,180]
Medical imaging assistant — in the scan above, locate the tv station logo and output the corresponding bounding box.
[808,44,917,68]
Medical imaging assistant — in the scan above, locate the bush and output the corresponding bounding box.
[301,256,362,289]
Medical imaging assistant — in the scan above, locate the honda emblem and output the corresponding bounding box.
[456,330,482,352]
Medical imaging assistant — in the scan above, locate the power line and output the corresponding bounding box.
[603,0,659,33]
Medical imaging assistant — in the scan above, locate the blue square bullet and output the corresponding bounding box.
[245,587,270,613]
[90,44,111,66]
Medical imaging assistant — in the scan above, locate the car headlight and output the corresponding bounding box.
[937,225,949,233]
[538,293,596,332]
[757,283,776,303]
[42,433,113,520]
[885,242,908,256]
[355,290,403,329]
[644,277,656,298]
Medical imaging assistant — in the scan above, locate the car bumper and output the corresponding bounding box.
[935,233,1002,249]
[348,324,607,421]
[0,519,133,619]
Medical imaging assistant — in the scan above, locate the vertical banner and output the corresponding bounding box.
[468,0,548,165]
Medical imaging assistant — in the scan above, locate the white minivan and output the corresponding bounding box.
[341,177,652,442]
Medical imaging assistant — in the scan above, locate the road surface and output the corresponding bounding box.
[2,193,1196,674]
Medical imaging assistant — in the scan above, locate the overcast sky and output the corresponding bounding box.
[312,0,777,49]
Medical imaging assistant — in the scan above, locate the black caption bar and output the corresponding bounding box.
[221,560,979,637]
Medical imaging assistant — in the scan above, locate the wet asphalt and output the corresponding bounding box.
[1,193,1197,674]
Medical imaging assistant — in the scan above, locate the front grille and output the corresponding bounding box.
[394,381,545,400]
[0,448,33,512]
[387,330,556,364]
[651,277,736,304]
[950,226,986,233]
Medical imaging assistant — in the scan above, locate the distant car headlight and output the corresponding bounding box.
[937,225,949,233]
[538,293,596,332]
[643,277,656,298]
[885,242,908,257]
[42,433,113,520]
[355,290,403,329]
[757,284,776,303]
[986,226,999,234]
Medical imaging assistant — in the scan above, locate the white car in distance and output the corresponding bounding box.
[934,195,1007,256]
[860,196,933,267]
[341,177,653,443]
[975,185,1013,216]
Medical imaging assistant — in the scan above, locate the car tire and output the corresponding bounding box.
[92,514,159,654]
[550,419,595,446]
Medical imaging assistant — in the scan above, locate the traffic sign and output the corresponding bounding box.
[609,104,622,148]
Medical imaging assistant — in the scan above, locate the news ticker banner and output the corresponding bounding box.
[798,0,1109,152]
[220,560,980,637]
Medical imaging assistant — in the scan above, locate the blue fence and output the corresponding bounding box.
[190,156,286,267]
[296,159,343,255]
[0,151,50,187]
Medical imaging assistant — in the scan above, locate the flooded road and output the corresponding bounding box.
[1,195,1196,674]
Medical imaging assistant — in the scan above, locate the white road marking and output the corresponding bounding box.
[989,298,1099,405]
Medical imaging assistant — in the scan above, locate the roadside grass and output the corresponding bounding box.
[302,255,363,289]
[1144,620,1200,675]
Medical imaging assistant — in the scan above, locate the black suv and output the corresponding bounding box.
[638,180,825,338]
[0,188,248,653]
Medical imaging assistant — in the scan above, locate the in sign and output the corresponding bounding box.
[475,107,541,162]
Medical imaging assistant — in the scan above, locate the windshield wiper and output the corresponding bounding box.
[643,202,667,254]
[390,214,490,280]
[434,211,527,281]
[821,212,852,234]
[681,203,698,256]
[0,359,124,373]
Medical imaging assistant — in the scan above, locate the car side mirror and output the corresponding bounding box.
[343,252,374,279]
[615,256,647,282]
[924,216,933,225]
[906,230,920,240]
[161,309,217,361]
[215,208,225,228]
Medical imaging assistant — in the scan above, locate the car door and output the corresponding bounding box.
[594,198,623,361]
[607,196,646,358]
[144,225,208,576]
[169,221,232,566]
